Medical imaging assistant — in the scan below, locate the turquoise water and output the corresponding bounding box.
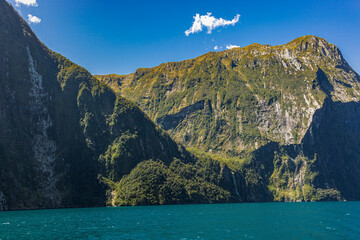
[0,202,359,239]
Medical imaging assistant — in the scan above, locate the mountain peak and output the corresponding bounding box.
[221,36,331,53]
[288,35,328,45]
[284,35,342,58]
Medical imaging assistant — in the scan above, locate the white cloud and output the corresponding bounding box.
[28,14,41,24]
[15,0,38,6]
[226,44,240,49]
[214,45,218,50]
[185,12,240,36]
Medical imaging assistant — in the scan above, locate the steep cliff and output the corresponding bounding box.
[0,0,197,210]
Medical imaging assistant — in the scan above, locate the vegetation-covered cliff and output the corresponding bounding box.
[97,36,360,203]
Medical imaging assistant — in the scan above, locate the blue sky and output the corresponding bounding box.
[7,0,360,75]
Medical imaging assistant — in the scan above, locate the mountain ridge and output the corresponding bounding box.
[96,35,348,77]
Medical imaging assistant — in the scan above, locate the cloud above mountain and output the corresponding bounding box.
[28,14,41,24]
[15,0,38,6]
[226,44,240,49]
[185,12,240,36]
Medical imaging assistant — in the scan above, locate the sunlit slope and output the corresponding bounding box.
[98,36,360,156]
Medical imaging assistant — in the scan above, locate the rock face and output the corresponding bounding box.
[26,46,60,206]
[301,99,360,200]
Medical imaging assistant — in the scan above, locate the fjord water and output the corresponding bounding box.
[1,202,359,240]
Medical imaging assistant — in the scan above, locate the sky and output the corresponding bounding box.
[6,0,360,75]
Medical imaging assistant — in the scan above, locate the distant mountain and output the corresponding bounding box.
[97,35,360,202]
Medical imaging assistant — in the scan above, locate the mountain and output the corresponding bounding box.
[0,0,242,210]
[97,36,360,202]
[97,36,360,156]
[2,0,360,210]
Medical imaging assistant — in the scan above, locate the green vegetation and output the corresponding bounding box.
[187,147,244,172]
[110,159,232,206]
[268,152,342,202]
